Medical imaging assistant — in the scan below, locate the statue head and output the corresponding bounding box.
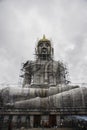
[35,35,54,60]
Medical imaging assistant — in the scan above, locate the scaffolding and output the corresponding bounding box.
[20,59,70,87]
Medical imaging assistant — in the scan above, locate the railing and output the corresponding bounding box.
[0,107,87,115]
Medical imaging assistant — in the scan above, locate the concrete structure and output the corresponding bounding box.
[22,35,68,87]
[0,36,87,129]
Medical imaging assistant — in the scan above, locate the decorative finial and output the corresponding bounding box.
[43,34,46,40]
[39,34,49,42]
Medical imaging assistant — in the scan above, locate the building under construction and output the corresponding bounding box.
[22,35,69,87]
[0,36,87,129]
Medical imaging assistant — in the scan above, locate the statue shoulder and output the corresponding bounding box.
[23,60,34,68]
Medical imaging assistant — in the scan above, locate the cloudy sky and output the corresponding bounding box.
[0,0,87,87]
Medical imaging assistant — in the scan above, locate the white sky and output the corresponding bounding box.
[0,0,87,86]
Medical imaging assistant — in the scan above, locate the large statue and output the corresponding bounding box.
[0,35,87,109]
[22,35,68,87]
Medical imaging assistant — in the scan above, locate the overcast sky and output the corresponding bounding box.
[0,0,87,87]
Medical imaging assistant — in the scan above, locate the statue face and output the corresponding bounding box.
[38,41,51,55]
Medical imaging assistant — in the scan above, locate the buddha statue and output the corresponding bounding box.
[0,35,87,110]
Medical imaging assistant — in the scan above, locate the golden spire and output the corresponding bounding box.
[43,34,46,40]
[38,35,50,43]
[40,34,48,41]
